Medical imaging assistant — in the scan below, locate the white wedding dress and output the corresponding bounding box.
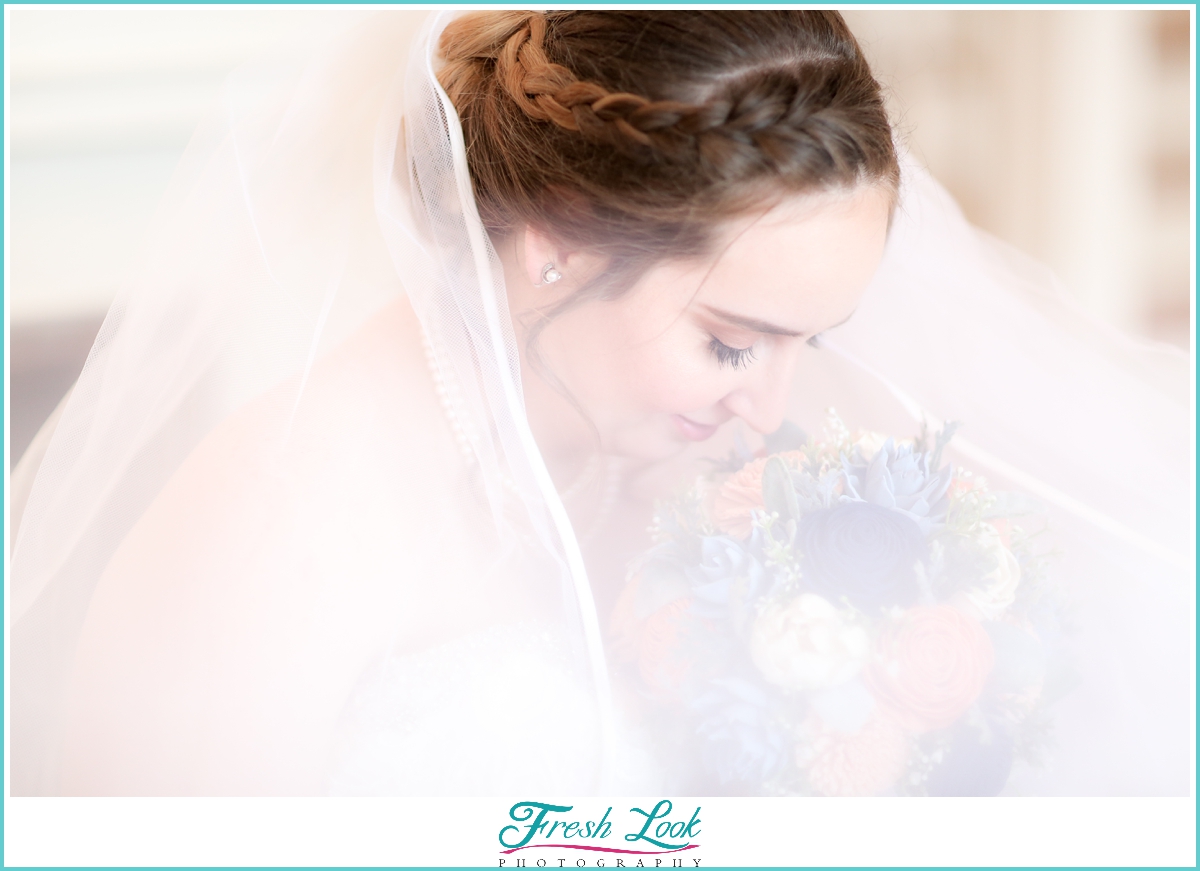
[9,11,1191,797]
[327,622,672,796]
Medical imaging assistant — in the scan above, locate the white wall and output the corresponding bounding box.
[844,9,1192,345]
[7,7,362,322]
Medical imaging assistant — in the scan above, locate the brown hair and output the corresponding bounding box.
[439,10,898,296]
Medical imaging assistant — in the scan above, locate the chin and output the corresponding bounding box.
[607,427,689,464]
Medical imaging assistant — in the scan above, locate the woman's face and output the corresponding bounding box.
[515,184,894,464]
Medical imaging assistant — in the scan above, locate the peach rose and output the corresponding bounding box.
[866,605,995,733]
[637,597,704,697]
[798,711,911,797]
[713,452,805,537]
[712,457,770,537]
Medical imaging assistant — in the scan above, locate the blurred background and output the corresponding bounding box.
[6,8,1194,466]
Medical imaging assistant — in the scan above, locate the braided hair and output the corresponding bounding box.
[439,10,897,295]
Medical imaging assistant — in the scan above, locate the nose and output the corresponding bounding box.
[720,344,801,435]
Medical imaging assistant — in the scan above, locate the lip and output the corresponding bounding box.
[672,414,720,442]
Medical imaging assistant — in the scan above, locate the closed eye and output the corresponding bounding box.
[709,336,756,370]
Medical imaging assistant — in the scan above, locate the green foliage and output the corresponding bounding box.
[926,531,997,598]
[761,455,800,524]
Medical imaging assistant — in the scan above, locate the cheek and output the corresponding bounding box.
[550,316,715,415]
[610,330,728,415]
[541,274,730,421]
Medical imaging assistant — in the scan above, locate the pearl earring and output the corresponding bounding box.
[537,263,563,286]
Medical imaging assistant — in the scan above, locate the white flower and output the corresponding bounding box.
[962,526,1021,619]
[749,594,871,691]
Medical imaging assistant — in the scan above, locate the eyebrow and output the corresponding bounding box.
[702,305,856,338]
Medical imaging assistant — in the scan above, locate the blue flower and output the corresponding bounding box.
[690,677,788,786]
[684,536,752,588]
[798,502,926,614]
[842,439,952,533]
[686,534,767,600]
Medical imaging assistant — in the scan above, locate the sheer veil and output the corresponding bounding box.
[9,11,1192,796]
[804,163,1192,794]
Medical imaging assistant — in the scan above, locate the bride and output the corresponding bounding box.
[10,10,1191,797]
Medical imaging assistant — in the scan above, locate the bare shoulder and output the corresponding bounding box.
[59,295,489,794]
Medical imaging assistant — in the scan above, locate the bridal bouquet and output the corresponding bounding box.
[611,413,1070,796]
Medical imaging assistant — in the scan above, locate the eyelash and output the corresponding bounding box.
[709,336,756,370]
[709,333,824,368]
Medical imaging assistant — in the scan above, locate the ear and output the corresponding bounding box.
[521,225,608,292]
[522,225,560,287]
